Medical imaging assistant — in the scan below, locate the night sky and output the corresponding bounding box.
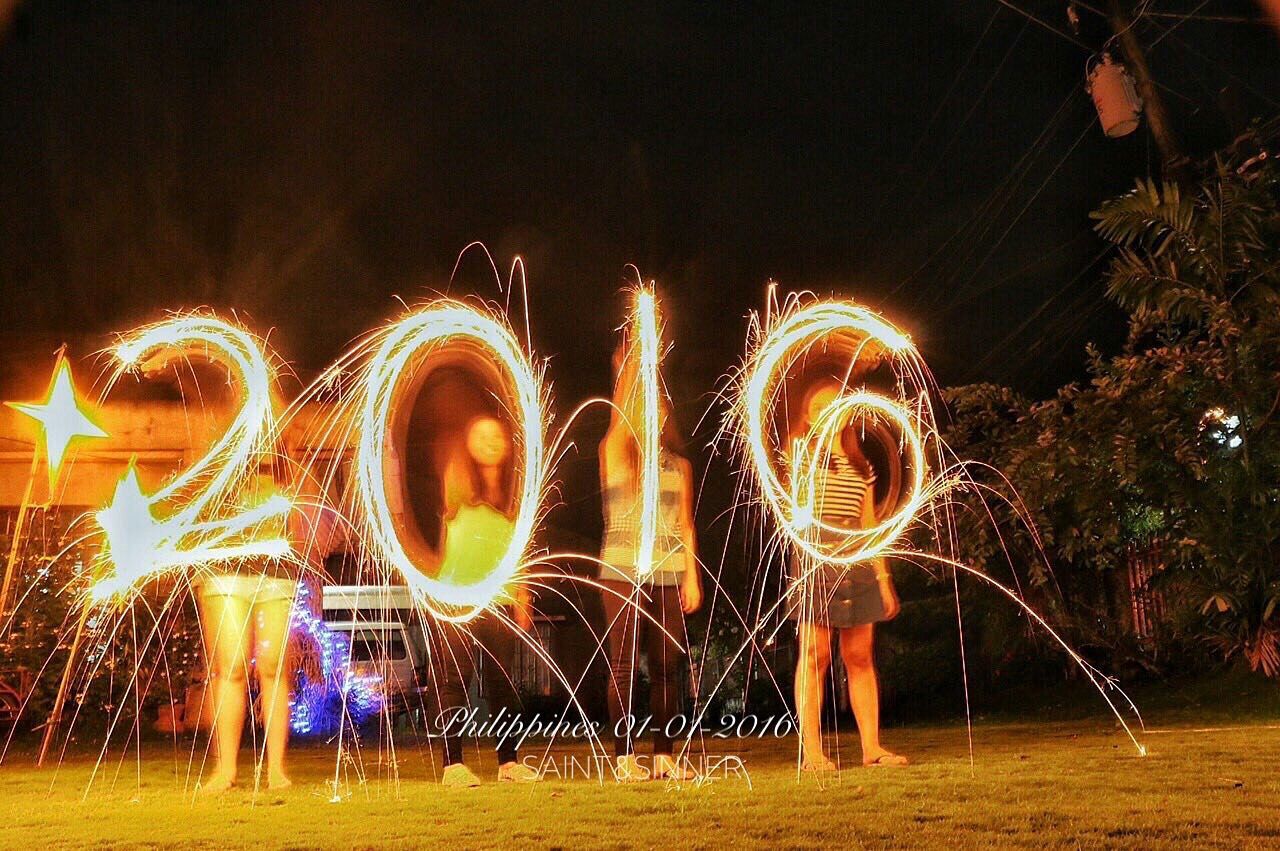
[0,2,1276,542]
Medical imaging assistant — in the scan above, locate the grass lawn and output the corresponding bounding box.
[1,706,1278,850]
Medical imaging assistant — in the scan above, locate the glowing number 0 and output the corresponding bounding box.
[740,300,927,565]
[352,301,547,621]
[91,316,292,604]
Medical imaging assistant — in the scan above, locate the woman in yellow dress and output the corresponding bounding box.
[428,414,540,786]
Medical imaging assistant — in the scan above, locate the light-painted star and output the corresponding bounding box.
[91,462,164,602]
[6,355,108,487]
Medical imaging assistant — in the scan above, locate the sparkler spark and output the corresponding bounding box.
[6,354,108,487]
[88,315,293,605]
[350,300,549,621]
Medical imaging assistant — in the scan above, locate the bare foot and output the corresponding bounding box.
[197,773,237,795]
[267,773,293,791]
[862,750,909,767]
[801,754,837,772]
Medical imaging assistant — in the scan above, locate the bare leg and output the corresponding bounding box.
[252,597,295,790]
[198,593,252,792]
[794,622,833,768]
[600,580,641,759]
[840,624,902,764]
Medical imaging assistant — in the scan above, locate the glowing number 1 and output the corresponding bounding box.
[89,316,292,604]
[631,287,661,579]
[351,300,549,621]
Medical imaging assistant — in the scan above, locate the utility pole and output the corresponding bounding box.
[1106,0,1186,175]
[0,1,20,43]
[1261,1,1280,39]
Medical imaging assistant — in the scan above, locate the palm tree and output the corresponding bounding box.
[1089,120,1280,676]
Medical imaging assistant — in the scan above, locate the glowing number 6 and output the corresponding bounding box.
[740,300,927,565]
[352,301,548,621]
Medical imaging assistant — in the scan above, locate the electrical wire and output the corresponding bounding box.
[1149,20,1280,109]
[895,19,1033,221]
[1146,0,1214,49]
[992,0,1092,49]
[963,245,1111,380]
[946,115,1097,305]
[852,7,1006,257]
[887,82,1081,304]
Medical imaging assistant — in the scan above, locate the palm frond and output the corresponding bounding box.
[1091,178,1198,257]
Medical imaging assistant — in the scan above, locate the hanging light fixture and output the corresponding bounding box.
[1087,52,1143,138]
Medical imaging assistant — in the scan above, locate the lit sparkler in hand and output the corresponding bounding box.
[88,315,293,606]
[736,298,927,566]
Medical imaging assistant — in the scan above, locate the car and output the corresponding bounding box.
[323,619,423,706]
[321,584,425,652]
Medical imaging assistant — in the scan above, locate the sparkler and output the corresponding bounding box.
[350,300,549,621]
[87,315,293,606]
[1,351,106,622]
[724,292,1147,757]
[9,276,1150,785]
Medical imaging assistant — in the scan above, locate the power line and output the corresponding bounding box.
[992,0,1092,49]
[947,115,1097,306]
[1146,0,1214,49]
[1149,19,1280,109]
[937,99,1087,294]
[852,7,1006,259]
[964,245,1111,380]
[896,20,1032,219]
[887,81,1082,303]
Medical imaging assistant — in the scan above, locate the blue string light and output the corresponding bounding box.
[288,582,383,736]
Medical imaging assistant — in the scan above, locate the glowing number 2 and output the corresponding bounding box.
[740,300,926,565]
[90,316,292,604]
[351,301,548,621]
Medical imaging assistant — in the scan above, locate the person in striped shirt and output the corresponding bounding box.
[788,379,907,770]
[597,330,702,782]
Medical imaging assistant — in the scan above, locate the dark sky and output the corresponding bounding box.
[0,2,1276,445]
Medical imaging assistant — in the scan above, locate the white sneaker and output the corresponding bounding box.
[613,754,650,783]
[442,763,481,788]
[653,754,698,782]
[498,761,541,783]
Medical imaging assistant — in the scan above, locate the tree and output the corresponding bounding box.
[943,119,1280,677]
[1088,122,1280,674]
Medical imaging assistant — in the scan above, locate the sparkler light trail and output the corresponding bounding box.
[6,353,107,487]
[631,286,661,579]
[736,299,925,565]
[350,299,549,621]
[88,315,293,605]
[721,292,1147,756]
